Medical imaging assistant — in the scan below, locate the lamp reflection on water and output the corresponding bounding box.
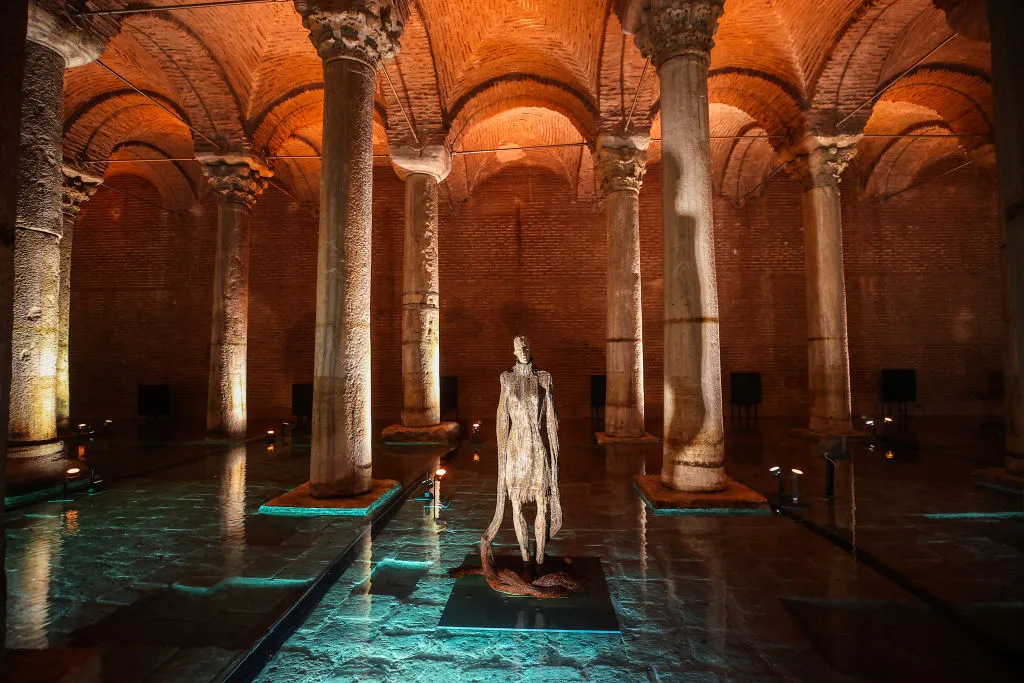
[220,445,247,577]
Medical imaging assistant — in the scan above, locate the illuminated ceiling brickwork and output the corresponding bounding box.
[62,0,993,205]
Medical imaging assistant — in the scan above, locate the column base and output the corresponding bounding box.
[259,479,401,516]
[633,474,769,515]
[382,421,460,446]
[595,431,660,445]
[3,648,101,683]
[971,467,1024,495]
[7,439,65,459]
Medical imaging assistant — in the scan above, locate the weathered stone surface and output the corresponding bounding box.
[294,0,405,68]
[260,479,401,516]
[381,421,460,445]
[971,467,1024,494]
[3,647,101,683]
[633,0,724,68]
[633,474,768,514]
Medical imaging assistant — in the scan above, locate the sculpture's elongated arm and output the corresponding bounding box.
[544,373,563,537]
[483,373,510,545]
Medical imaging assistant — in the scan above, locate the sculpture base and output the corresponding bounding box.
[7,439,65,459]
[258,479,400,516]
[439,554,619,633]
[3,648,101,683]
[595,431,660,445]
[971,467,1024,495]
[634,474,769,515]
[381,421,460,446]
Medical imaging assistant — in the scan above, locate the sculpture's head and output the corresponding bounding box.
[513,335,532,364]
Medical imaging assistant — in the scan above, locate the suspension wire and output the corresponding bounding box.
[837,32,959,129]
[622,56,651,134]
[882,158,975,202]
[382,64,420,146]
[102,182,180,215]
[93,59,223,151]
[77,0,289,17]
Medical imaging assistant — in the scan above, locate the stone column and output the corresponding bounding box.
[987,0,1024,476]
[200,156,271,440]
[382,145,460,444]
[596,132,649,440]
[1,0,30,662]
[786,140,857,435]
[636,0,726,492]
[295,0,404,497]
[56,167,101,434]
[10,16,103,457]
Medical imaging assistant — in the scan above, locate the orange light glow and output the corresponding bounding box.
[435,468,447,477]
[66,467,81,476]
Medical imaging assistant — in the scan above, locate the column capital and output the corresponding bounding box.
[595,132,650,195]
[780,134,860,190]
[293,0,405,69]
[390,145,451,181]
[28,1,107,68]
[633,0,725,68]
[932,0,989,41]
[60,166,103,217]
[199,154,273,208]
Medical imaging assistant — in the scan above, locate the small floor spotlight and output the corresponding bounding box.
[883,416,893,423]
[790,468,804,504]
[265,429,275,445]
[770,466,785,502]
[63,467,82,500]
[435,467,447,479]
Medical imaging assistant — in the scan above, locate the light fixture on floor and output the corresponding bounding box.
[770,465,785,501]
[790,468,804,504]
[265,429,275,445]
[63,466,81,500]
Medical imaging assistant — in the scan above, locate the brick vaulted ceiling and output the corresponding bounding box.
[59,0,993,206]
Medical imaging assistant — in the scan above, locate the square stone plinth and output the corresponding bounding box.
[972,467,1024,495]
[634,474,770,515]
[595,431,660,445]
[382,421,460,446]
[258,479,400,516]
[3,648,101,683]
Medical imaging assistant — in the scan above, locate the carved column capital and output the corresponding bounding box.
[293,0,405,69]
[595,133,650,195]
[390,144,451,181]
[61,166,103,217]
[199,155,273,208]
[28,0,107,68]
[782,135,860,190]
[633,0,724,68]
[932,0,989,41]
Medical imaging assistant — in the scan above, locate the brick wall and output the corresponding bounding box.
[69,162,1002,427]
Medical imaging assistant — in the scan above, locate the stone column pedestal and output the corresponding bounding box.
[296,0,406,498]
[383,145,459,446]
[594,133,658,445]
[200,156,271,441]
[785,139,857,436]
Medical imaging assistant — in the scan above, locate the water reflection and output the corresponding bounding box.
[220,445,247,577]
[7,512,64,648]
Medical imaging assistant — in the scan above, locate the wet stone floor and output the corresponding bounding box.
[6,417,1024,682]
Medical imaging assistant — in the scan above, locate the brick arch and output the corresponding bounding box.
[446,106,587,201]
[707,68,806,140]
[808,0,934,133]
[863,120,964,198]
[709,103,779,206]
[122,12,246,150]
[106,142,200,211]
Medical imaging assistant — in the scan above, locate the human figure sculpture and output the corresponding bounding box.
[483,335,562,564]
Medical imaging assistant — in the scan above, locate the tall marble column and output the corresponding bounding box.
[382,145,459,444]
[636,0,726,492]
[200,157,271,440]
[295,0,405,497]
[987,0,1024,476]
[596,132,649,440]
[56,167,101,434]
[10,15,103,457]
[786,140,857,435]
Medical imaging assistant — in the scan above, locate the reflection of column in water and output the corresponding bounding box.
[680,518,726,653]
[639,494,648,584]
[424,483,440,573]
[220,445,247,577]
[350,530,373,642]
[8,512,63,648]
